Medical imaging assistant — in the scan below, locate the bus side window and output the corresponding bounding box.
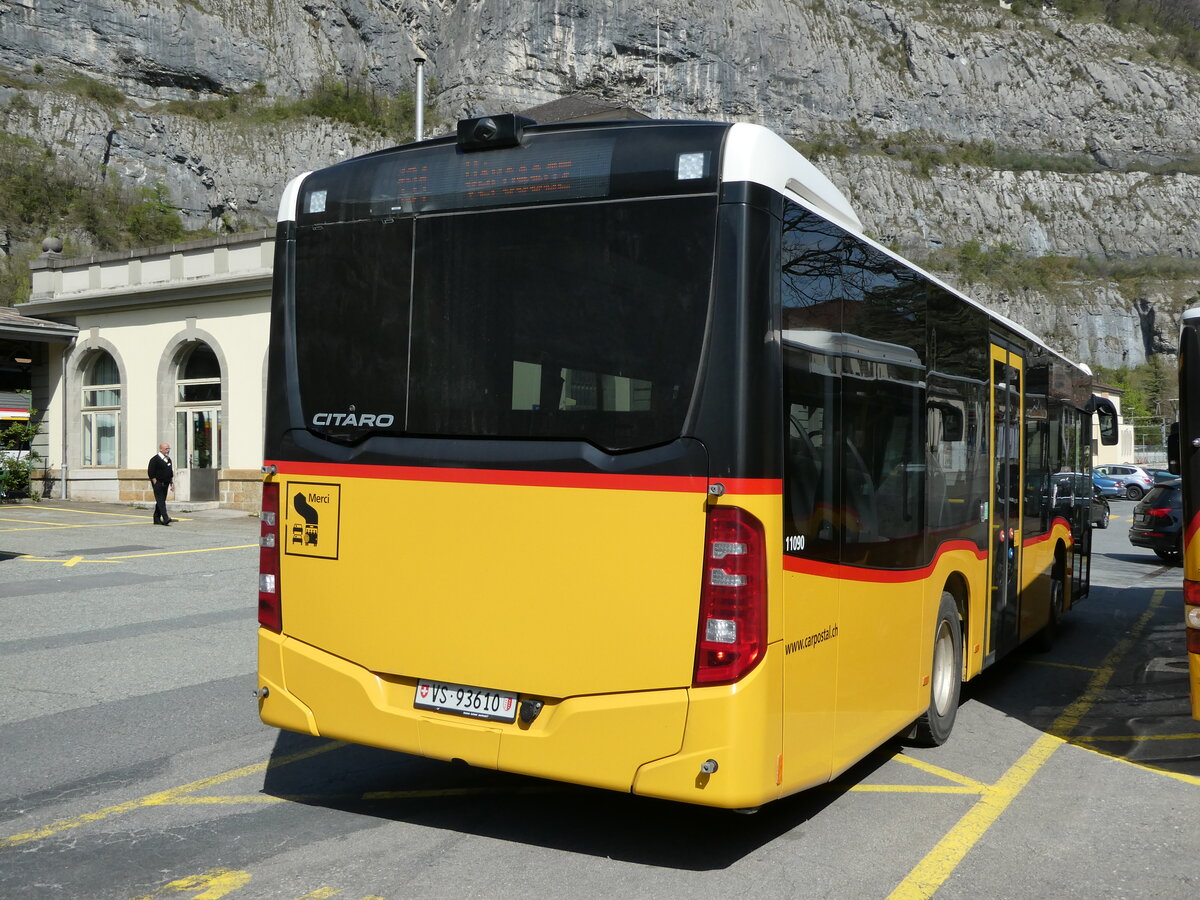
[783,350,838,563]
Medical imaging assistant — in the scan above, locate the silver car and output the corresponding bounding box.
[1094,463,1154,500]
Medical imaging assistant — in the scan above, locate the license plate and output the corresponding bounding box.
[414,679,518,723]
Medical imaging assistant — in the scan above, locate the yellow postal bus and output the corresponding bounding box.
[1174,307,1200,719]
[257,116,1117,807]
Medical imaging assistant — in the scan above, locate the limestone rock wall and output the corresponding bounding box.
[0,0,1197,365]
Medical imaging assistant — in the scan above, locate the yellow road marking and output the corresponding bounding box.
[0,506,194,532]
[848,785,981,795]
[888,589,1167,900]
[18,554,123,567]
[155,795,290,805]
[1066,741,1200,786]
[1075,732,1200,743]
[0,520,145,533]
[129,868,252,900]
[6,505,151,518]
[1,741,345,847]
[11,544,256,566]
[1027,659,1100,673]
[892,754,989,791]
[105,545,256,560]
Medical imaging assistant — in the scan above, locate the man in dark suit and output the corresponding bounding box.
[148,442,174,525]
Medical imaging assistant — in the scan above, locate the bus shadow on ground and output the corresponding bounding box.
[962,581,1199,779]
[261,729,897,870]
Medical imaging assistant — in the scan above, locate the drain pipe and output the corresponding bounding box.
[413,56,426,141]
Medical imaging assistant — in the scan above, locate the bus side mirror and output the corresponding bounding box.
[1097,406,1118,446]
[1167,421,1180,475]
[927,401,963,442]
[1087,395,1119,447]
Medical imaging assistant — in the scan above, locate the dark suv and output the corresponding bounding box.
[1128,479,1183,563]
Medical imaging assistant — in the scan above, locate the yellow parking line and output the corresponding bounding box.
[888,590,1166,900]
[6,505,150,518]
[11,545,256,566]
[1066,741,1200,786]
[1075,733,1200,743]
[892,754,989,791]
[1,741,345,847]
[158,795,289,805]
[1027,659,1100,673]
[848,785,982,795]
[0,520,145,533]
[19,555,122,567]
[105,545,257,560]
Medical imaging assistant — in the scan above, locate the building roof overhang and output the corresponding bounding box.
[0,305,78,343]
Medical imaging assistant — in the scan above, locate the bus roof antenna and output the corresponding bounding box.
[414,56,426,141]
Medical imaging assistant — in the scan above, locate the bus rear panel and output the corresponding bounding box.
[258,117,1101,806]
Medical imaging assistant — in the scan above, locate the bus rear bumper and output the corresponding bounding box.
[257,629,693,796]
[1191,652,1200,721]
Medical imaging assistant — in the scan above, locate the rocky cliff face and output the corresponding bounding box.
[1,0,1197,367]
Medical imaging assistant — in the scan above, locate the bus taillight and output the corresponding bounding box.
[259,481,282,633]
[1186,580,1200,655]
[694,505,767,686]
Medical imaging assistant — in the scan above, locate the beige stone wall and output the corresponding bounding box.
[118,469,155,504]
[220,469,263,512]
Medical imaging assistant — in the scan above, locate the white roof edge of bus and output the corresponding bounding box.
[720,123,1086,377]
[722,122,863,234]
[824,201,1087,376]
[1184,306,1200,322]
[875,234,1086,375]
[277,172,311,224]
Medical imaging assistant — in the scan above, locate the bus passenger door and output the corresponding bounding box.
[987,347,1023,664]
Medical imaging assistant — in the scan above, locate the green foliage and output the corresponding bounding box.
[917,242,1200,305]
[1005,0,1200,68]
[163,76,436,143]
[59,73,126,107]
[164,82,266,122]
[0,411,41,501]
[0,132,197,304]
[273,76,434,142]
[793,127,1200,177]
[125,183,186,245]
[1092,359,1176,445]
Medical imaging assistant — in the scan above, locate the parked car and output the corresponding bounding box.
[1095,463,1154,500]
[1091,471,1126,499]
[1051,473,1111,530]
[1089,490,1111,529]
[1128,478,1183,563]
[1146,468,1178,484]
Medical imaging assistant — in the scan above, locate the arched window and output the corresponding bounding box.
[82,351,120,467]
[174,343,222,470]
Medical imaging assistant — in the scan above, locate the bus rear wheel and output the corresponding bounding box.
[911,591,962,747]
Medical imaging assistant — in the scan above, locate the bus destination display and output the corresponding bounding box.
[370,137,615,215]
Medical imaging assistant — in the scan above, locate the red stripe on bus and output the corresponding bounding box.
[782,540,986,583]
[1022,519,1072,548]
[264,459,782,495]
[1186,512,1200,545]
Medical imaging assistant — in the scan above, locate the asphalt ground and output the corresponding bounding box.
[0,497,1196,899]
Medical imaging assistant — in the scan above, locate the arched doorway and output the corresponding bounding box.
[174,343,222,501]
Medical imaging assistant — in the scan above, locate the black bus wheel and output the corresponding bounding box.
[1033,566,1064,653]
[911,591,962,747]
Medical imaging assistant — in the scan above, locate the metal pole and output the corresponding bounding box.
[413,57,426,141]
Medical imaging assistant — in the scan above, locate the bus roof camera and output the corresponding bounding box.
[457,114,536,151]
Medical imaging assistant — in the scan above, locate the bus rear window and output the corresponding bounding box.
[292,195,716,452]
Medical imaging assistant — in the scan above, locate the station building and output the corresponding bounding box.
[9,230,274,511]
